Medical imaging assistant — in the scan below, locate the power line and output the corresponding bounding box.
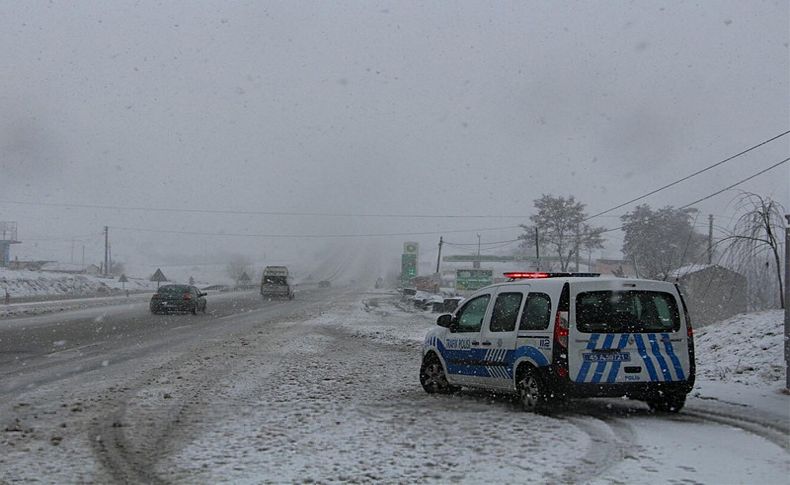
[584,129,790,221]
[444,238,521,246]
[678,157,790,209]
[107,156,786,242]
[0,198,531,220]
[444,239,521,253]
[110,224,522,239]
[591,156,790,236]
[2,130,785,223]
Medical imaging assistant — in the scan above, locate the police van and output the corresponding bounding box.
[420,272,695,413]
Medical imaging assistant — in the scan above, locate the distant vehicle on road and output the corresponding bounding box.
[150,285,207,315]
[261,266,294,300]
[318,280,331,288]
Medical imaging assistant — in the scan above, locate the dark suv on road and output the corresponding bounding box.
[150,285,207,314]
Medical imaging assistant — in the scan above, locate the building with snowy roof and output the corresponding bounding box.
[669,264,747,326]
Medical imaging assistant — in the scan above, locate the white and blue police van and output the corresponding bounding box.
[420,272,696,413]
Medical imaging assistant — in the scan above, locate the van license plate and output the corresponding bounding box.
[582,352,631,362]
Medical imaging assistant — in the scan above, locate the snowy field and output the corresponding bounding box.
[0,290,787,483]
[0,267,233,319]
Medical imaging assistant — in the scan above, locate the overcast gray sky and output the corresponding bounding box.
[1,1,788,276]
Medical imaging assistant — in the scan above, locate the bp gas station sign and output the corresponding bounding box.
[401,253,417,281]
[456,268,493,291]
[401,241,419,284]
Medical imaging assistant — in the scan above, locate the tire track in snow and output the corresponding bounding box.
[680,408,789,452]
[88,295,339,483]
[557,413,636,483]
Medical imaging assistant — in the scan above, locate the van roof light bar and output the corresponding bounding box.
[503,272,600,280]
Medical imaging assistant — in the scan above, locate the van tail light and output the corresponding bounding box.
[554,311,569,349]
[183,293,192,301]
[551,283,571,383]
[552,310,570,380]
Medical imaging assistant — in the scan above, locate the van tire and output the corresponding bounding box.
[420,353,457,394]
[647,393,686,413]
[517,367,550,413]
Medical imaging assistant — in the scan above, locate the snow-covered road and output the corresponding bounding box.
[0,290,787,483]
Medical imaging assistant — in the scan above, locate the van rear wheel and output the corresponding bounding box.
[647,393,686,413]
[517,367,550,413]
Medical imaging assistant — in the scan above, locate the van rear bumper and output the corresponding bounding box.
[261,286,292,298]
[541,368,695,399]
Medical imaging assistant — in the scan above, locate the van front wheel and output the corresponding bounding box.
[420,354,457,394]
[517,367,550,413]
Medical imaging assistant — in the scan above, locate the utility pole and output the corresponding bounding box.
[104,226,109,276]
[575,224,580,272]
[435,236,443,274]
[475,234,481,269]
[708,214,714,264]
[535,227,540,271]
[784,214,789,389]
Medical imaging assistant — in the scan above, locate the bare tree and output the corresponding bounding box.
[226,255,253,285]
[109,261,125,276]
[519,194,606,271]
[719,192,786,309]
[620,205,707,280]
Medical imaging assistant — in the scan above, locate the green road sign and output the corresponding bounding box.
[401,253,417,283]
[456,268,493,291]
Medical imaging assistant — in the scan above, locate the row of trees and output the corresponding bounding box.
[516,193,785,309]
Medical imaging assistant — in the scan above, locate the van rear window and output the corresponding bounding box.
[263,276,288,285]
[575,291,680,333]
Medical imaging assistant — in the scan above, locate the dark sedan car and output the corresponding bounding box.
[150,284,207,315]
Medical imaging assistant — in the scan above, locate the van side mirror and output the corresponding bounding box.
[436,314,453,328]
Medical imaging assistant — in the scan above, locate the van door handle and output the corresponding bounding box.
[471,341,480,346]
[481,341,492,346]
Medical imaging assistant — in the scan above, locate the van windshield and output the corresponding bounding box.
[263,276,287,286]
[575,291,680,333]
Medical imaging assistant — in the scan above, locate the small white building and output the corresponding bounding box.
[669,264,747,326]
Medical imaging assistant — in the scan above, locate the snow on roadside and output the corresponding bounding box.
[337,293,437,345]
[694,310,785,388]
[0,267,157,299]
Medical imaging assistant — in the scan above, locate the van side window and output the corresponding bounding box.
[519,293,552,331]
[455,294,491,333]
[489,292,523,332]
